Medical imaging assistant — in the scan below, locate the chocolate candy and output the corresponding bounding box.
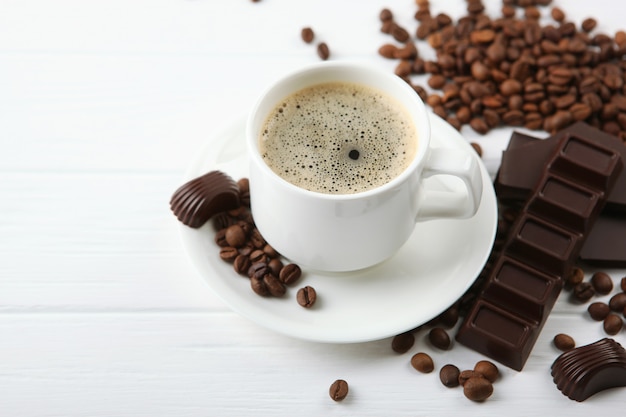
[551,338,626,402]
[457,127,624,371]
[170,170,241,228]
[496,124,626,267]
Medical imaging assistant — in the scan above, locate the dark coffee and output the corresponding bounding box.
[259,81,418,194]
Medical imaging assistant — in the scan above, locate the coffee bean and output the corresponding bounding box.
[469,117,489,134]
[233,254,251,275]
[588,302,611,321]
[524,112,543,129]
[470,61,490,81]
[525,6,541,20]
[249,249,268,264]
[591,271,614,295]
[379,8,393,22]
[378,43,398,59]
[466,1,485,14]
[437,304,460,328]
[301,27,314,44]
[439,364,461,388]
[463,377,493,402]
[582,18,597,33]
[214,229,228,247]
[263,244,278,258]
[268,258,283,276]
[572,282,595,302]
[565,266,585,287]
[470,29,496,44]
[392,24,411,43]
[553,333,576,351]
[502,110,524,126]
[264,274,286,297]
[219,246,239,262]
[395,60,412,77]
[329,379,349,402]
[603,313,624,335]
[483,109,501,128]
[473,360,499,383]
[427,74,447,89]
[499,79,522,96]
[609,292,626,311]
[225,224,247,248]
[248,262,269,280]
[411,352,434,373]
[279,263,302,285]
[551,7,566,22]
[317,42,330,60]
[392,331,415,353]
[548,67,573,85]
[544,110,573,134]
[250,275,269,296]
[569,103,593,121]
[621,276,626,292]
[428,327,451,350]
[296,286,317,308]
[458,370,483,386]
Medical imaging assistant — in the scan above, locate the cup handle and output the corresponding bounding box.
[416,147,483,221]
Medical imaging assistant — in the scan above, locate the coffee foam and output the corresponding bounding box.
[259,82,418,194]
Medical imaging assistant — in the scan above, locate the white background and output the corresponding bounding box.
[1,0,626,415]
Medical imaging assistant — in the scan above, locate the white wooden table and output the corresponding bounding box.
[2,0,625,415]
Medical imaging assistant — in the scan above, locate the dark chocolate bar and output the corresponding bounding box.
[457,129,623,371]
[496,126,626,267]
[551,338,626,402]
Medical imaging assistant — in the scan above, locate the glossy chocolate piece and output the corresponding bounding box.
[457,129,623,371]
[170,170,241,228]
[552,338,626,402]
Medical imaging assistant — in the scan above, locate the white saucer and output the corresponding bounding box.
[178,112,498,343]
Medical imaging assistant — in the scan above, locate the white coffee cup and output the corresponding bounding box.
[246,61,483,272]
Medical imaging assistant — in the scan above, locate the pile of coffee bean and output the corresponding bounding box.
[389,299,504,402]
[213,178,311,305]
[564,268,626,335]
[378,0,626,140]
[409,349,499,401]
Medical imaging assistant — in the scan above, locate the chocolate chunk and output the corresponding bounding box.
[551,338,626,402]
[170,170,241,228]
[457,127,623,371]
